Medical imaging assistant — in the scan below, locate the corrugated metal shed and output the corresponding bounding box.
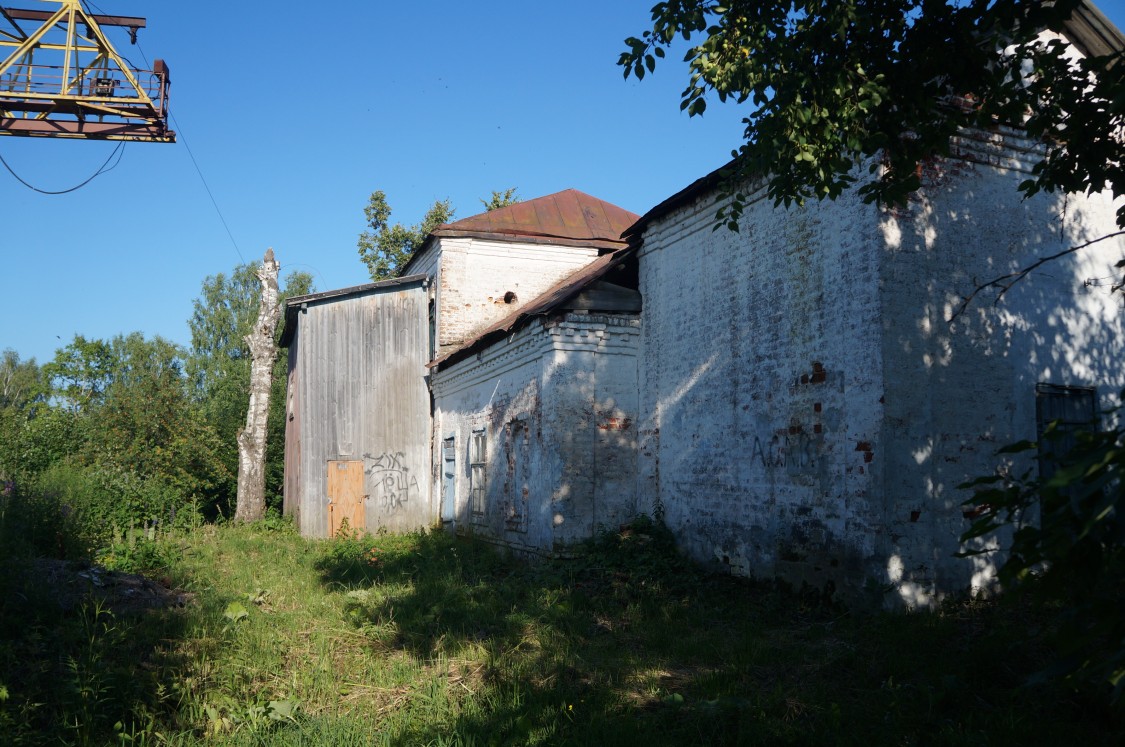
[282,275,433,537]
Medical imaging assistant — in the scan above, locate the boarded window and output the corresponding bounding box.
[1035,383,1098,484]
[327,460,365,537]
[470,429,487,517]
[441,435,456,522]
[506,419,529,533]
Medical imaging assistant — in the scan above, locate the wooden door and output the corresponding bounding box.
[327,460,365,537]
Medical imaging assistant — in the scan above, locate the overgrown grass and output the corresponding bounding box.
[0,514,1122,745]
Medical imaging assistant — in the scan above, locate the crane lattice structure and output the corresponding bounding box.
[0,0,173,142]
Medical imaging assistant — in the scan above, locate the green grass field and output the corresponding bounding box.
[0,517,1121,746]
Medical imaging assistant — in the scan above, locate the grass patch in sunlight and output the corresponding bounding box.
[0,516,1121,745]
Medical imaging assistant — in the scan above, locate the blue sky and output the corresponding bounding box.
[3,0,1125,366]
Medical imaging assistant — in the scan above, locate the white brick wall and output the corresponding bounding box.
[638,181,887,597]
[433,312,641,553]
[435,238,599,355]
[876,152,1125,606]
[637,150,1125,606]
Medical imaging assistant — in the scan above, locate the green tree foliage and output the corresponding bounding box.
[0,349,44,412]
[42,335,114,411]
[620,0,1124,227]
[43,334,231,505]
[960,397,1125,703]
[357,191,454,281]
[480,188,521,211]
[188,263,314,514]
[0,350,46,483]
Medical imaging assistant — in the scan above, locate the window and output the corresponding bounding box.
[470,429,487,517]
[1035,383,1098,483]
[506,419,529,532]
[441,435,456,522]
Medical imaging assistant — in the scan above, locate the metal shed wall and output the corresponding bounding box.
[285,281,432,537]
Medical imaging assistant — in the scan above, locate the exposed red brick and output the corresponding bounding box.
[962,504,990,519]
[864,451,874,463]
[855,441,872,452]
[814,402,822,413]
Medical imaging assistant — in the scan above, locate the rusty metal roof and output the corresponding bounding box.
[431,247,637,372]
[1064,0,1125,59]
[431,189,639,250]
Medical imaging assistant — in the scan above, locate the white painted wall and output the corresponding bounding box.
[435,238,600,355]
[876,136,1125,607]
[638,182,887,596]
[637,144,1125,606]
[433,312,641,553]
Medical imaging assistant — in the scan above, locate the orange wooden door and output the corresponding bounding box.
[327,460,365,537]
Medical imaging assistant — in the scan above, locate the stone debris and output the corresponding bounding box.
[31,558,192,615]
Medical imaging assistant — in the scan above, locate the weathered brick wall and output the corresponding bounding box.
[638,184,887,596]
[433,312,640,553]
[436,238,599,355]
[540,314,642,547]
[637,144,1125,606]
[877,142,1125,606]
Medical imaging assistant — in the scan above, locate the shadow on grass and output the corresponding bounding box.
[0,553,204,745]
[311,519,1124,746]
[0,496,281,747]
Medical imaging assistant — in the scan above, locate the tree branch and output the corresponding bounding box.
[947,230,1125,322]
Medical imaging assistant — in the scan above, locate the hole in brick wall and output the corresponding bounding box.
[504,291,518,304]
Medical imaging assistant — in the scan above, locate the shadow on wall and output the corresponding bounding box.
[878,167,1125,607]
[638,162,1124,607]
[448,330,641,552]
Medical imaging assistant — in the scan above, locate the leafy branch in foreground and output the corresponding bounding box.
[959,394,1125,703]
[621,1,1125,226]
[947,230,1125,321]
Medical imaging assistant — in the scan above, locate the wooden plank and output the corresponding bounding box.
[327,460,365,536]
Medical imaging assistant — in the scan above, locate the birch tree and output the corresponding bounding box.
[234,248,281,522]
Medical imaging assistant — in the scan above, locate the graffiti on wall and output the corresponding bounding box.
[368,451,420,512]
[751,432,818,472]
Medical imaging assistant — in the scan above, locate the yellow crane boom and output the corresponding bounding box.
[0,0,173,142]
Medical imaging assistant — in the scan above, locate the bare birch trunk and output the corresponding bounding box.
[235,248,281,523]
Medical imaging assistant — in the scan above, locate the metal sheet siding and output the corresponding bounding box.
[292,285,432,537]
[283,339,301,522]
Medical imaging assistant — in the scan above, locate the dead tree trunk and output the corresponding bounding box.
[235,248,281,523]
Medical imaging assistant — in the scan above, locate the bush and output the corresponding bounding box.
[0,463,202,561]
[961,393,1125,704]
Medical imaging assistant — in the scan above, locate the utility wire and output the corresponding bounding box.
[0,140,125,194]
[167,112,246,264]
[133,40,246,264]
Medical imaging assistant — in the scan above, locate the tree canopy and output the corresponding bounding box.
[358,188,525,281]
[481,188,521,211]
[621,0,1125,228]
[358,191,455,281]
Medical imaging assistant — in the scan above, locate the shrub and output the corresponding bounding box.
[961,393,1125,704]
